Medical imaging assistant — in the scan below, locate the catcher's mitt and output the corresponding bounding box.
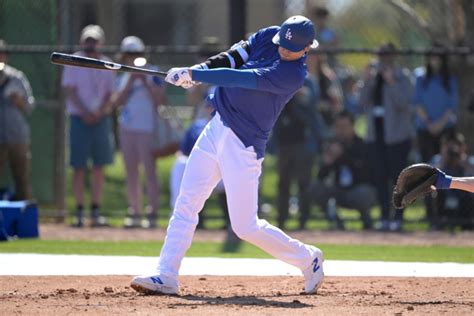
[392,163,439,209]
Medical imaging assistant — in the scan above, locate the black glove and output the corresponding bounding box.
[392,163,440,209]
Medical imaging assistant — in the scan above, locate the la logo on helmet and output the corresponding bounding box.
[285,28,292,40]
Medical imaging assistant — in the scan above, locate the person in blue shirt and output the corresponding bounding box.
[131,16,324,296]
[414,46,459,163]
[311,6,338,67]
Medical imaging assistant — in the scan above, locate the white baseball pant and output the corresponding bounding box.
[157,113,317,279]
[169,154,225,209]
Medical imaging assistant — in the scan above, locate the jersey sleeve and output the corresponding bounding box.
[253,62,305,95]
[192,68,257,89]
[193,26,278,71]
[194,41,250,70]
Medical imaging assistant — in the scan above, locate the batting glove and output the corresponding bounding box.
[180,81,194,89]
[165,67,193,88]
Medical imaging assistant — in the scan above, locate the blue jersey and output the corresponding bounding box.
[207,26,307,158]
[413,68,458,131]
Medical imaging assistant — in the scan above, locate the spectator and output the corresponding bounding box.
[110,36,165,229]
[0,39,35,201]
[310,111,376,230]
[359,42,414,232]
[428,132,474,230]
[274,75,320,230]
[341,71,361,116]
[306,53,343,128]
[414,44,458,163]
[61,25,115,227]
[312,6,338,67]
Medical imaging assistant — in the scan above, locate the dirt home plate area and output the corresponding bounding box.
[0,276,473,315]
[0,225,473,315]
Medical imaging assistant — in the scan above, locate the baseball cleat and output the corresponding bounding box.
[302,247,324,294]
[131,274,179,295]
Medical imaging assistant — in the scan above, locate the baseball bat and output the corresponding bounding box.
[50,52,168,78]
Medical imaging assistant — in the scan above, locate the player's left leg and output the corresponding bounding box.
[131,115,224,295]
[169,155,188,209]
[219,128,324,294]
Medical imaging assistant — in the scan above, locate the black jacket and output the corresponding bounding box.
[318,135,371,188]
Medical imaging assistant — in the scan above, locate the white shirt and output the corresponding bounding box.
[115,65,163,133]
[61,51,115,115]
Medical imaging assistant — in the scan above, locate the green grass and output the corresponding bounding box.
[40,117,451,233]
[1,240,473,263]
[53,152,431,233]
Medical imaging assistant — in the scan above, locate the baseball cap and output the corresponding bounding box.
[272,15,318,52]
[120,36,145,53]
[80,25,105,43]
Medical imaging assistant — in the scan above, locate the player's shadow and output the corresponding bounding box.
[220,230,242,253]
[172,294,313,309]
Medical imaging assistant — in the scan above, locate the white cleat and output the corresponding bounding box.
[302,248,324,294]
[131,274,179,295]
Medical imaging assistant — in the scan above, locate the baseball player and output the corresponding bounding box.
[131,16,324,295]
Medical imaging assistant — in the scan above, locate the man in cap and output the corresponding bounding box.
[131,16,324,296]
[0,39,35,201]
[61,25,115,227]
[110,36,165,228]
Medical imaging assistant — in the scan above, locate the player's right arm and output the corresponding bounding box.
[189,61,304,94]
[166,62,303,96]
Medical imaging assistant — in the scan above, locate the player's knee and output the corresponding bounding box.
[231,222,259,241]
[231,219,267,241]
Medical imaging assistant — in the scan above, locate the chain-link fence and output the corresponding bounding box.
[1,0,473,229]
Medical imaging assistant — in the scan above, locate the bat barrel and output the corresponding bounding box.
[50,52,122,70]
[50,52,168,77]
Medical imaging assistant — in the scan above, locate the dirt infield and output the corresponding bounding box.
[3,225,471,314]
[0,276,472,315]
